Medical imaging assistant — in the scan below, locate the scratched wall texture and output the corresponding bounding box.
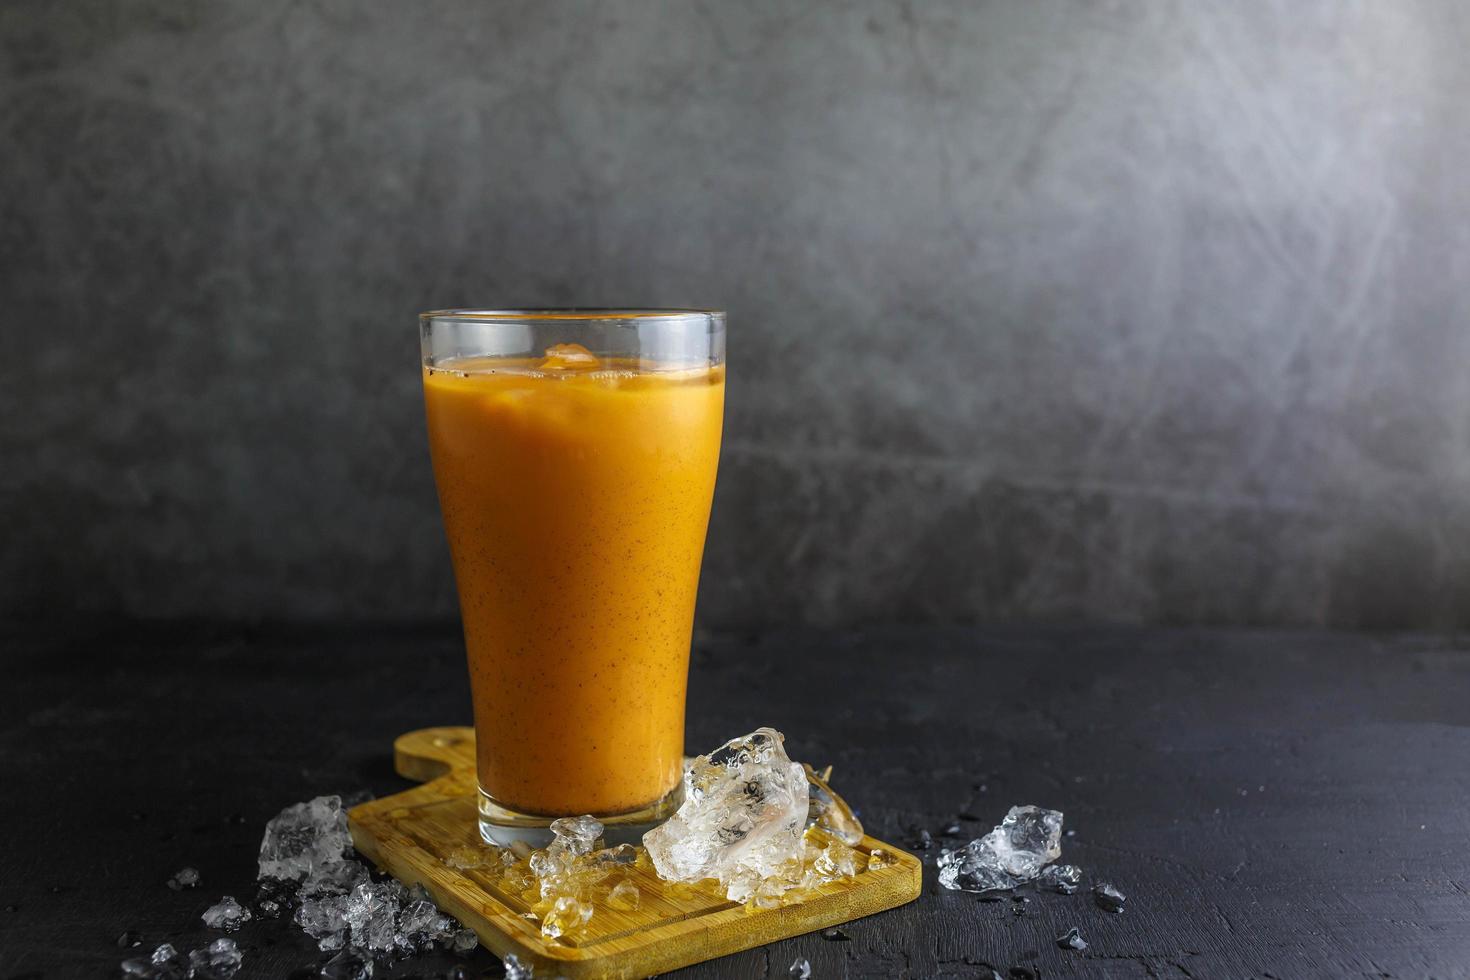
[3,1,1470,628]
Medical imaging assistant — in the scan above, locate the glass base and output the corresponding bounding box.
[477,783,684,848]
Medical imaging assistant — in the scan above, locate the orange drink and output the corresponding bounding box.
[419,310,725,843]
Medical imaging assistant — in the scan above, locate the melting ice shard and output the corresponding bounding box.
[258,795,353,882]
[187,938,243,980]
[937,805,1064,893]
[1037,863,1083,894]
[643,728,810,903]
[984,805,1062,878]
[1094,880,1126,912]
[201,896,251,932]
[804,764,865,846]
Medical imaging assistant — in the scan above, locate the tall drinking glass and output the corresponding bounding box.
[419,309,725,845]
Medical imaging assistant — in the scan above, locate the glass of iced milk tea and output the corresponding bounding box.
[419,310,725,845]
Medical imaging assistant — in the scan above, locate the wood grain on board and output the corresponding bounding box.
[348,727,923,980]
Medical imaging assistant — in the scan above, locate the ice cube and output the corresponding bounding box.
[146,943,188,980]
[866,848,896,871]
[117,929,144,948]
[1093,881,1126,913]
[166,867,200,891]
[502,953,533,979]
[320,947,373,980]
[982,806,1063,878]
[398,901,457,955]
[201,896,251,932]
[344,882,400,953]
[539,343,600,371]
[810,838,858,882]
[294,894,351,951]
[396,898,446,949]
[540,895,593,942]
[1056,926,1088,951]
[937,805,1064,893]
[445,843,495,870]
[378,878,411,905]
[936,842,1019,893]
[804,765,865,846]
[643,728,810,904]
[606,879,641,911]
[1038,863,1083,894]
[529,847,582,903]
[549,815,605,857]
[790,957,812,979]
[258,796,353,882]
[151,943,182,965]
[187,938,243,980]
[118,943,187,980]
[529,846,574,881]
[450,927,480,953]
[430,913,460,947]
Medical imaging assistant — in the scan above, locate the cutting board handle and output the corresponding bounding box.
[393,726,477,783]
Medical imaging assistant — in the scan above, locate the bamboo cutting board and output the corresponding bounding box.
[348,727,923,979]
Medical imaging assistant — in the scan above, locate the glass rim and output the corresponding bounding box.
[420,307,724,322]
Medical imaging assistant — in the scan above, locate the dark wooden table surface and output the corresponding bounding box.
[2,622,1468,980]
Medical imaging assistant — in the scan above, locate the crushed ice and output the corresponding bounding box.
[1037,863,1083,894]
[501,953,533,979]
[644,727,812,904]
[200,896,250,932]
[1093,880,1126,912]
[804,763,865,846]
[935,804,1132,921]
[257,795,354,883]
[937,805,1064,893]
[120,749,1129,977]
[320,947,373,979]
[1056,925,1088,951]
[124,793,502,977]
[120,939,243,980]
[255,795,477,960]
[490,727,876,924]
[187,938,243,979]
[497,812,647,944]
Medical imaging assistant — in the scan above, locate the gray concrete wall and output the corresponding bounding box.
[4,1,1469,628]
